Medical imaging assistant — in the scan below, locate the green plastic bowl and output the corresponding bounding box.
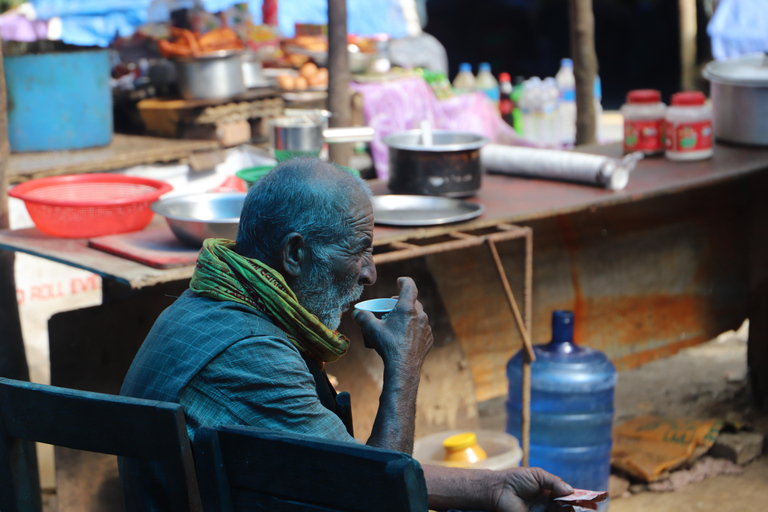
[236,165,276,189]
[338,165,361,178]
[274,149,321,163]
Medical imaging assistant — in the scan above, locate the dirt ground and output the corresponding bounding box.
[479,320,768,512]
[38,321,766,512]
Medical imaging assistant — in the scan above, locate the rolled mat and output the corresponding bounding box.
[481,144,644,191]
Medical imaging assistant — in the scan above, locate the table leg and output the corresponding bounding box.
[748,172,768,409]
[49,279,188,512]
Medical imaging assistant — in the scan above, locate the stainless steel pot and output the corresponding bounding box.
[173,49,245,100]
[241,51,267,88]
[383,129,488,197]
[703,54,768,146]
[271,116,325,155]
[270,114,375,161]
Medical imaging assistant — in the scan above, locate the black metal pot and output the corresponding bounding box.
[383,130,488,197]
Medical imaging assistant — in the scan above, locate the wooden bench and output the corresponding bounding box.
[193,425,430,512]
[0,377,202,512]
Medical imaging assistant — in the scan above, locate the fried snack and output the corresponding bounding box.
[307,67,328,87]
[299,62,318,80]
[294,76,308,90]
[159,27,244,58]
[293,35,328,52]
[158,38,192,58]
[286,53,309,68]
[198,27,244,52]
[276,75,296,90]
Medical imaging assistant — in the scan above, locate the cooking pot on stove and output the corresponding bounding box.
[703,53,768,147]
[383,129,488,197]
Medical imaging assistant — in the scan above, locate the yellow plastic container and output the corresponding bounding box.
[443,432,487,464]
[413,429,522,470]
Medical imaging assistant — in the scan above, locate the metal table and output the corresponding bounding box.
[3,140,768,510]
[1,141,767,419]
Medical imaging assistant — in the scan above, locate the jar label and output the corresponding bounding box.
[500,98,513,115]
[624,119,665,153]
[666,120,713,153]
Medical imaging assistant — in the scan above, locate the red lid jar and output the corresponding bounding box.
[621,89,666,155]
[665,91,713,161]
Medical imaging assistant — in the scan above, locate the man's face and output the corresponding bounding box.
[294,194,376,330]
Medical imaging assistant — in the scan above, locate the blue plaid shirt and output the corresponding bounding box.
[119,289,353,511]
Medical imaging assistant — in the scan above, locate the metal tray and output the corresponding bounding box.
[372,195,485,227]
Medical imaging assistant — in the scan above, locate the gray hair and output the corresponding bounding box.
[235,158,371,266]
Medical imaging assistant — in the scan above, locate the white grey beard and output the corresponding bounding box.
[294,258,363,330]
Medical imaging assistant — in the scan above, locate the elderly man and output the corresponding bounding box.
[120,159,574,512]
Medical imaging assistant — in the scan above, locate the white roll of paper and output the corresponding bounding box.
[481,144,643,191]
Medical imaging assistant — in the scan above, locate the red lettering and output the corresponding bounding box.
[30,283,66,301]
[70,275,99,295]
[16,289,24,305]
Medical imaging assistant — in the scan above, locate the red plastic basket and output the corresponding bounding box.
[9,174,173,238]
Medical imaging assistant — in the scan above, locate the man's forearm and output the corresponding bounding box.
[364,368,419,453]
[422,464,500,511]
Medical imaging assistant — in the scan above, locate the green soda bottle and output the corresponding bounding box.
[512,76,524,135]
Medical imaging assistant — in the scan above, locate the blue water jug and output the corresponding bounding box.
[506,310,616,497]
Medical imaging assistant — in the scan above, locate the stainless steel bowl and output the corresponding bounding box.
[241,51,269,88]
[151,192,246,247]
[173,49,245,100]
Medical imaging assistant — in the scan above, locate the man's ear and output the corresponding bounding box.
[280,232,305,277]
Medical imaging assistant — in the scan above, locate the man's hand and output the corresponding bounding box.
[423,465,575,512]
[352,276,433,373]
[490,467,575,512]
[351,277,433,453]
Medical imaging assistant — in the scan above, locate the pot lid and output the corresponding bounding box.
[382,129,488,152]
[703,53,768,86]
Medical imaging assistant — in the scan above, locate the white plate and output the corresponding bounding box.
[372,195,484,227]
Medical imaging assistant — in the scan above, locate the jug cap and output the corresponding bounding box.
[551,310,574,344]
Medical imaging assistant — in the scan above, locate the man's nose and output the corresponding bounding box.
[359,256,377,286]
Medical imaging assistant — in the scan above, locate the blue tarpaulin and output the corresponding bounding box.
[707,0,768,60]
[30,0,410,47]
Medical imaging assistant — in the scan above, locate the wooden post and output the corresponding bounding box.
[0,46,31,382]
[569,0,598,146]
[327,0,352,166]
[679,0,698,91]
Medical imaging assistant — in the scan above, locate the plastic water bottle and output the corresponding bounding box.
[452,63,476,95]
[520,77,541,142]
[556,58,577,147]
[540,77,559,146]
[506,310,616,502]
[476,62,500,105]
[594,75,603,143]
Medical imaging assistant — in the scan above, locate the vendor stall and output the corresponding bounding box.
[1,0,768,509]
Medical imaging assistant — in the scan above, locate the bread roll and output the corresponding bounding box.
[277,74,295,90]
[299,62,318,79]
[294,76,308,90]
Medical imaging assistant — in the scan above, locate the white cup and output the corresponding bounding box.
[354,298,397,319]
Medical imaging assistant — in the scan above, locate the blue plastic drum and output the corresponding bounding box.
[507,310,616,508]
[5,47,112,152]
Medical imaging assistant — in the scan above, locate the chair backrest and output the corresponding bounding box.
[194,425,430,512]
[0,377,202,512]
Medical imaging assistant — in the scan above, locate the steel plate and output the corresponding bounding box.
[372,195,485,227]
